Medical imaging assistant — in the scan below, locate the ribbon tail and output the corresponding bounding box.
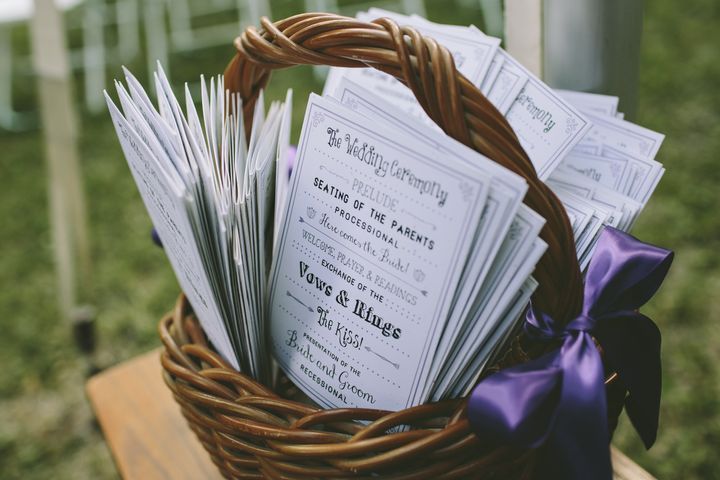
[541,333,612,480]
[595,313,662,448]
[468,333,612,480]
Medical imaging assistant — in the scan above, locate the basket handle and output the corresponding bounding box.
[224,12,582,324]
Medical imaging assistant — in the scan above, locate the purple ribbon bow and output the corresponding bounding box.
[467,226,673,480]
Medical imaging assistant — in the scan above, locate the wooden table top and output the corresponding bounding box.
[86,349,221,479]
[86,349,656,480]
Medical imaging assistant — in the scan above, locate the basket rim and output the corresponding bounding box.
[159,293,626,479]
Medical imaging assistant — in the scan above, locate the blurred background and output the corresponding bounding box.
[0,0,718,478]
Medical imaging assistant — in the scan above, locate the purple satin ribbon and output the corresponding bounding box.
[468,226,673,480]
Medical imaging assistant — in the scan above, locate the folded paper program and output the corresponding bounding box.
[468,226,673,480]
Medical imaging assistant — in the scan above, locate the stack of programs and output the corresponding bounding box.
[269,11,666,411]
[105,64,293,383]
[548,89,665,269]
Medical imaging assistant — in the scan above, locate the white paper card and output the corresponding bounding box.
[268,94,490,410]
[500,51,592,178]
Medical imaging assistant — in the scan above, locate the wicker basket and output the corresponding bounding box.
[159,12,626,479]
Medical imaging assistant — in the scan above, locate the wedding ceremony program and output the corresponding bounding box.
[107,10,667,413]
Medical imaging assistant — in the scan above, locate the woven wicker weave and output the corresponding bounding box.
[159,13,625,479]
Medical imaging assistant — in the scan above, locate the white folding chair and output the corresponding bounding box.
[0,0,84,130]
[143,0,271,87]
[72,0,140,112]
[0,0,141,128]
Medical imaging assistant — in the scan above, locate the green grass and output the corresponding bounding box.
[610,2,720,478]
[1,0,718,478]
